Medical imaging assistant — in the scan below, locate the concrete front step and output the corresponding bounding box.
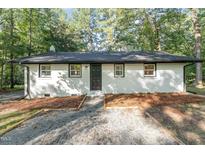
[87,91,104,97]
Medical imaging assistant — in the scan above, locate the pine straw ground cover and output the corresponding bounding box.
[0,95,86,135]
[105,93,205,144]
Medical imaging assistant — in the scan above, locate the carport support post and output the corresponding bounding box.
[24,65,31,99]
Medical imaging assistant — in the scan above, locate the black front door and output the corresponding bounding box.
[90,64,102,90]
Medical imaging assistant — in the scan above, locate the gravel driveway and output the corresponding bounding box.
[0,96,178,145]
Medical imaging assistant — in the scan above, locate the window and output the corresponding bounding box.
[144,64,156,76]
[114,64,124,77]
[40,65,51,77]
[69,64,81,78]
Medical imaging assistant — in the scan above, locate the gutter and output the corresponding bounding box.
[19,59,203,64]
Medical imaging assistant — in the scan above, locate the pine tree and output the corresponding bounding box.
[192,8,203,87]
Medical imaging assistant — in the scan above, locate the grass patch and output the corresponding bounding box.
[0,109,41,136]
[187,86,205,95]
[0,110,29,121]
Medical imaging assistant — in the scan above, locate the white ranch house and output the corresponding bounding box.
[16,51,201,98]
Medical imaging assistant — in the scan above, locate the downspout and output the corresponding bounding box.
[183,62,195,92]
[26,65,31,99]
[19,62,31,99]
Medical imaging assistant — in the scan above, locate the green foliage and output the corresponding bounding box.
[0,8,204,88]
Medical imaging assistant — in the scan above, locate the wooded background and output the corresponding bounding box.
[0,8,204,89]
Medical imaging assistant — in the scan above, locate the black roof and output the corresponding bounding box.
[16,51,202,64]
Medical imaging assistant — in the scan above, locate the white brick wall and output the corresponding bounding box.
[25,63,186,98]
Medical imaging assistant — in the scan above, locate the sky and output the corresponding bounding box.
[65,8,74,17]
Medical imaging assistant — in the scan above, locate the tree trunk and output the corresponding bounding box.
[144,9,161,51]
[155,22,161,51]
[10,9,14,89]
[88,8,95,51]
[28,8,32,56]
[10,56,14,89]
[0,63,4,88]
[0,49,5,89]
[192,8,203,88]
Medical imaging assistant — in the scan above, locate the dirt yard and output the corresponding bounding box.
[0,95,86,113]
[105,93,205,110]
[105,93,205,144]
[146,102,205,144]
[0,95,86,135]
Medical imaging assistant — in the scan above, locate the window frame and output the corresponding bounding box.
[114,64,125,78]
[69,64,82,78]
[143,63,156,77]
[39,64,51,78]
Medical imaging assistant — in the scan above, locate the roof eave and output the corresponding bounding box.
[20,59,203,64]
